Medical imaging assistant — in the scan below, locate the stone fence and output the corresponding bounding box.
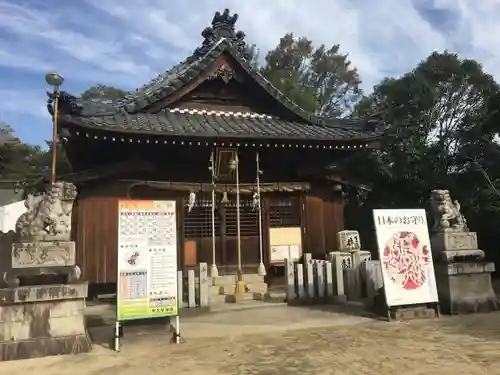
[360,260,384,308]
[194,256,421,312]
[177,263,210,309]
[284,251,372,304]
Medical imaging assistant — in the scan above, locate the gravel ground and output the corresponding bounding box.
[2,302,500,375]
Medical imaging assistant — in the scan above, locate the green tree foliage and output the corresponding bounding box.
[349,51,500,253]
[0,124,46,195]
[0,121,74,196]
[0,85,125,197]
[260,33,362,116]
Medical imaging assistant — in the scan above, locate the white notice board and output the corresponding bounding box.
[372,209,439,307]
[117,200,178,321]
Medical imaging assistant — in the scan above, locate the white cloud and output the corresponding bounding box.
[0,0,499,117]
[0,89,49,119]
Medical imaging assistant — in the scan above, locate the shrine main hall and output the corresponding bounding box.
[48,9,382,285]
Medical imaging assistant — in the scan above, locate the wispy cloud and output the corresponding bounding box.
[0,0,499,144]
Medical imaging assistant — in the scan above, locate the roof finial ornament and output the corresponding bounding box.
[191,9,251,61]
[46,90,82,116]
[212,9,238,37]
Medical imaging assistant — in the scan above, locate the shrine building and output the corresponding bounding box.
[48,9,382,285]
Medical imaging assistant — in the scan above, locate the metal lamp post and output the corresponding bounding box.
[45,71,64,184]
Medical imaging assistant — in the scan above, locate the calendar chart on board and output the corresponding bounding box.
[116,200,178,321]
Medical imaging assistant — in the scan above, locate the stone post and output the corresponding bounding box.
[328,251,349,303]
[336,230,371,301]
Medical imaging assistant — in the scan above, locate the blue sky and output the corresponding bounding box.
[0,0,499,146]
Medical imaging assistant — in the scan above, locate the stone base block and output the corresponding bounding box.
[435,262,500,315]
[0,334,91,361]
[431,230,477,250]
[438,249,485,263]
[225,293,254,303]
[391,306,437,321]
[0,283,91,361]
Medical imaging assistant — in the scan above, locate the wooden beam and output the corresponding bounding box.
[122,179,311,195]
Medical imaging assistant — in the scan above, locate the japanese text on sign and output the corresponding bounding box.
[376,214,426,227]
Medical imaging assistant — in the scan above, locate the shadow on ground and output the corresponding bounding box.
[435,312,500,342]
[289,301,386,320]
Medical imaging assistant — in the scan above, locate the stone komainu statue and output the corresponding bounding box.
[429,189,466,231]
[15,181,78,241]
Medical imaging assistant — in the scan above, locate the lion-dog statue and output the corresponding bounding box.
[429,189,466,231]
[15,181,77,241]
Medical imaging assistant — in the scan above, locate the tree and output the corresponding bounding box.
[353,52,499,186]
[81,84,128,100]
[0,121,74,196]
[260,33,362,116]
[0,124,47,196]
[349,51,500,252]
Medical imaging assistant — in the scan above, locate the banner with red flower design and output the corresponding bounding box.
[373,209,439,307]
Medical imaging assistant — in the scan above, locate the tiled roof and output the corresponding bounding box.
[64,108,379,142]
[48,9,383,143]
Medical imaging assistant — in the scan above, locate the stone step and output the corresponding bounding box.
[209,292,260,304]
[253,291,286,302]
[246,282,268,294]
[224,292,256,303]
[391,307,437,320]
[209,282,268,296]
[209,294,228,304]
[211,274,265,286]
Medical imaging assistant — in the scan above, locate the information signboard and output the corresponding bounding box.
[373,208,439,307]
[117,200,178,321]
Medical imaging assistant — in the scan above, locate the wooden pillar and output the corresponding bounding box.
[177,196,185,270]
[262,197,270,269]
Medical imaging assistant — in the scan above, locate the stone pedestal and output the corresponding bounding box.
[428,189,499,315]
[430,230,484,262]
[435,262,499,314]
[1,240,80,287]
[0,283,91,361]
[431,229,499,314]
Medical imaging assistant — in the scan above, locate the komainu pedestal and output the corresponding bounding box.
[0,283,91,361]
[434,262,498,314]
[429,189,499,314]
[0,181,91,360]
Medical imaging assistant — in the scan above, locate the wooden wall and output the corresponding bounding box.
[303,192,344,258]
[72,187,344,284]
[72,197,118,284]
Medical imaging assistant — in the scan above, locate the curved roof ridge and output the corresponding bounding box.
[46,8,379,135]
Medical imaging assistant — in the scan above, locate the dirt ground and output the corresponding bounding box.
[2,302,500,375]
